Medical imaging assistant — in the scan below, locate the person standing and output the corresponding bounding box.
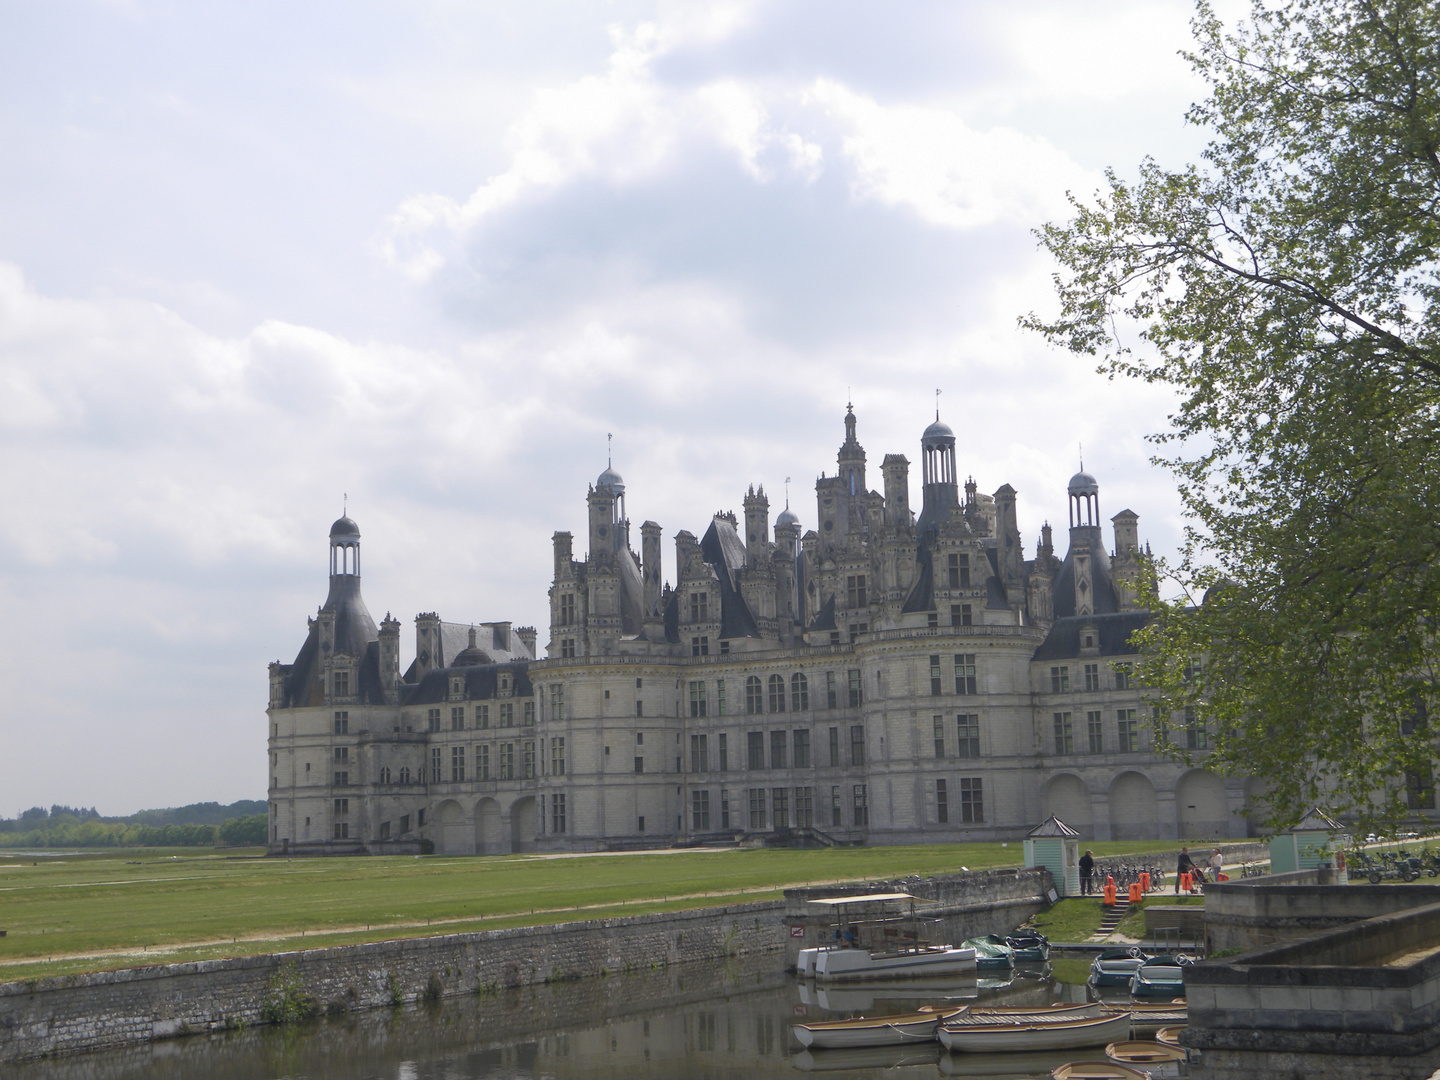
[1175,846,1195,894]
[1079,849,1095,896]
[1211,847,1225,881]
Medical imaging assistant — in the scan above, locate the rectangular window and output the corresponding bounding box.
[691,789,711,830]
[333,711,348,734]
[499,702,514,727]
[830,785,842,826]
[716,679,726,716]
[633,756,645,774]
[846,574,868,608]
[635,700,644,717]
[550,736,565,776]
[560,638,575,658]
[747,730,765,770]
[452,706,465,731]
[852,784,868,827]
[954,654,977,695]
[748,788,767,830]
[379,821,390,840]
[333,670,350,697]
[1084,663,1101,692]
[826,671,838,709]
[548,685,562,722]
[558,592,575,625]
[952,603,972,626]
[770,730,787,770]
[935,778,949,823]
[847,669,862,707]
[691,636,709,656]
[850,724,865,766]
[523,701,534,726]
[427,707,441,733]
[745,678,763,714]
[551,793,567,833]
[946,552,971,588]
[399,814,410,834]
[451,745,466,782]
[1053,712,1074,755]
[1185,708,1208,750]
[1407,769,1437,810]
[690,591,710,623]
[478,743,491,780]
[430,746,442,783]
[1050,665,1070,693]
[1114,663,1133,690]
[1117,709,1138,752]
[720,789,731,829]
[1087,710,1104,753]
[828,726,840,767]
[499,743,514,780]
[333,822,349,839]
[479,703,491,728]
[791,675,809,712]
[933,716,946,758]
[768,677,787,713]
[930,654,943,695]
[689,681,708,717]
[959,777,984,822]
[333,797,348,814]
[956,714,980,758]
[772,788,790,829]
[847,622,868,641]
[792,729,811,768]
[794,786,813,826]
[928,611,939,628]
[718,732,729,771]
[333,746,349,762]
[690,733,708,773]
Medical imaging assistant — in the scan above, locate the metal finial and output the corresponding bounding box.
[607,432,612,468]
[1079,443,1084,471]
[935,388,941,421]
[784,476,791,509]
[343,492,347,514]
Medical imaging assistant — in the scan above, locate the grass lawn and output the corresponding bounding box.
[0,838,1230,984]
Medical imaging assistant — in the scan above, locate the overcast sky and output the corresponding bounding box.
[0,0,1241,816]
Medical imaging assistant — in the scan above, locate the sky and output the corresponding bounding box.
[0,0,1243,816]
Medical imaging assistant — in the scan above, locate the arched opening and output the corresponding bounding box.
[1043,774,1093,833]
[434,798,470,855]
[475,798,502,855]
[1108,772,1158,840]
[1176,769,1230,839]
[510,796,537,854]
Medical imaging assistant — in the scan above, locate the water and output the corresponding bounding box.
[6,957,1439,1080]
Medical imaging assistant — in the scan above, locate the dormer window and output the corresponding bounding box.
[333,671,349,697]
[450,677,463,697]
[689,592,709,622]
[500,673,511,692]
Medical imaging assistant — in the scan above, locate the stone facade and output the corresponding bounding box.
[266,407,1251,855]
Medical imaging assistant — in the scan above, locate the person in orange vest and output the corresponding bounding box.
[1175,847,1195,894]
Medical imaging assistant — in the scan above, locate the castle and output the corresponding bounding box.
[266,407,1253,855]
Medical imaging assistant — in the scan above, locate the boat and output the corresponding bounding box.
[792,1005,967,1049]
[1153,1026,1184,1048]
[1118,1004,1186,1037]
[1051,1062,1151,1080]
[1005,931,1051,962]
[963,934,1017,971]
[939,1011,1132,1053]
[1128,955,1191,999]
[1104,1040,1186,1065]
[1087,947,1149,989]
[968,1003,1105,1019]
[802,893,979,982]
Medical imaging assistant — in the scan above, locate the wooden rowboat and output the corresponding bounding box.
[1051,1062,1151,1080]
[1105,1039,1186,1064]
[968,1003,1105,1019]
[939,1011,1132,1053]
[793,1006,966,1049]
[1154,1026,1184,1048]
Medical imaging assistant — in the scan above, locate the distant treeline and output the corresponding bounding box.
[0,801,268,848]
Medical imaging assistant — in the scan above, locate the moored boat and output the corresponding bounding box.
[803,893,979,982]
[1129,954,1190,999]
[1087,947,1149,989]
[963,934,1017,971]
[1119,1004,1186,1037]
[1105,1039,1186,1064]
[1154,1025,1184,1048]
[1051,1062,1151,1080]
[939,1010,1132,1053]
[1006,930,1051,962]
[793,1006,966,1049]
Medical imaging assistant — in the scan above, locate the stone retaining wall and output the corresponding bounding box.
[0,900,784,1065]
[1204,872,1440,952]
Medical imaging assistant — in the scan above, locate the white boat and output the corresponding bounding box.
[792,1006,967,1049]
[939,1011,1133,1053]
[1051,1062,1152,1080]
[1105,1039,1186,1065]
[803,893,978,982]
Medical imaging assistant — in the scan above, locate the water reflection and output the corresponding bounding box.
[4,955,1437,1080]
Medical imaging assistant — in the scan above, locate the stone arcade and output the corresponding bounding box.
[266,408,1250,855]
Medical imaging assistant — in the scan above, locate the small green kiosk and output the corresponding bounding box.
[1024,815,1081,897]
[1269,807,1351,883]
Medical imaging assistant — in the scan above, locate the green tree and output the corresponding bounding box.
[1025,0,1440,829]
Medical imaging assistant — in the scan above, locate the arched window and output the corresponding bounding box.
[791,673,809,712]
[379,766,392,785]
[398,766,411,785]
[768,674,787,713]
[745,675,763,715]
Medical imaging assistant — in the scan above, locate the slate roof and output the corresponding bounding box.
[280,574,381,708]
[700,515,761,639]
[400,619,535,682]
[400,662,534,706]
[1027,814,1081,838]
[1052,526,1120,617]
[1031,611,1151,661]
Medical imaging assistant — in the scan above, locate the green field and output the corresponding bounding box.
[0,839,1207,984]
